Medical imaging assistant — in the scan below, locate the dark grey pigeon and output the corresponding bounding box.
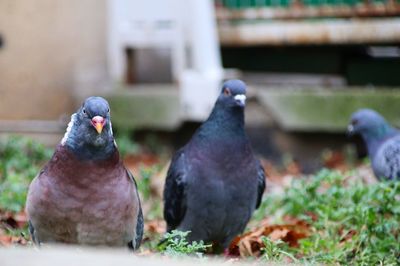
[163,79,266,250]
[26,97,143,250]
[348,108,400,181]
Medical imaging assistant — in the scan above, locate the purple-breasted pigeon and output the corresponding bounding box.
[163,80,266,250]
[348,108,400,180]
[26,97,143,249]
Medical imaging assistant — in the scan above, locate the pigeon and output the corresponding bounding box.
[163,79,266,250]
[26,96,143,249]
[348,108,400,181]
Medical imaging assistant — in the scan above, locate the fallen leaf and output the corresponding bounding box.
[145,219,166,235]
[0,235,27,247]
[228,217,310,257]
[0,235,12,247]
[269,228,290,241]
[322,150,347,170]
[340,229,357,244]
[124,153,160,172]
[0,210,28,229]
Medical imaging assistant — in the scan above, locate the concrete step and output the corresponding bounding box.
[257,86,400,132]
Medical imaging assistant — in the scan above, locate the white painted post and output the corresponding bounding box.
[106,0,223,121]
[180,0,224,121]
[107,0,120,82]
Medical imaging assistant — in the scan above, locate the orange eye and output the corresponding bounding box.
[224,88,231,96]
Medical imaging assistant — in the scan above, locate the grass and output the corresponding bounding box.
[0,136,399,265]
[260,237,298,263]
[137,167,164,221]
[158,230,211,258]
[255,169,400,265]
[114,131,140,158]
[0,136,52,212]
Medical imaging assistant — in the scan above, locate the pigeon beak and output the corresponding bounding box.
[91,116,105,134]
[347,124,354,136]
[234,94,246,107]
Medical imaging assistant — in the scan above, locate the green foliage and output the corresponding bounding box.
[255,169,400,265]
[137,167,154,201]
[0,136,52,212]
[137,166,163,220]
[261,236,298,262]
[158,230,211,257]
[1,135,398,266]
[114,131,139,157]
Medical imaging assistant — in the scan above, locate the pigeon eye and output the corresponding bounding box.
[352,119,358,126]
[223,88,231,96]
[83,108,86,114]
[107,108,110,113]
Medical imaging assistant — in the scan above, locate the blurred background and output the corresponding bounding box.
[1,1,400,260]
[1,0,400,171]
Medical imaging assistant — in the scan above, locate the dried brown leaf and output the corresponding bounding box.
[228,217,310,257]
[145,219,166,234]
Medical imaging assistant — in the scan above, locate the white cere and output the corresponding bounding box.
[234,94,246,102]
[61,113,77,146]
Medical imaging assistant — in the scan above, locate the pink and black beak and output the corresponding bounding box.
[91,116,106,134]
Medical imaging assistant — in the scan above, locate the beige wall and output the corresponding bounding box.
[0,0,107,121]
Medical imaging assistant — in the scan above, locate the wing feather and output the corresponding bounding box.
[379,137,400,180]
[126,168,144,250]
[255,159,266,209]
[163,149,188,231]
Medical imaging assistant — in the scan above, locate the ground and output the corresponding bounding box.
[0,135,399,265]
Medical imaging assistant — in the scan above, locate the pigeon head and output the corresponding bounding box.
[348,109,392,140]
[218,79,247,108]
[199,79,247,139]
[61,96,116,160]
[82,97,110,134]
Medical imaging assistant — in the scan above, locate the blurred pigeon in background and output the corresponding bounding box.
[348,108,400,180]
[163,79,266,250]
[26,97,143,250]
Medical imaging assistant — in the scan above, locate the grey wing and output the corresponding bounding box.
[374,137,400,180]
[27,171,44,245]
[126,169,144,250]
[255,159,266,209]
[163,149,188,232]
[134,207,144,250]
[28,220,38,245]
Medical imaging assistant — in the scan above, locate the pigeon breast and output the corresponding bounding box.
[26,145,140,246]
